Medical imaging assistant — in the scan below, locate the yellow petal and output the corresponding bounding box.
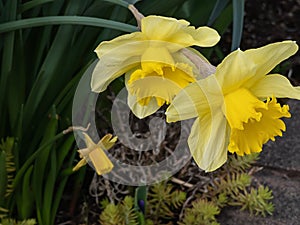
[78,148,92,158]
[166,75,223,122]
[141,16,219,48]
[250,74,300,100]
[215,49,257,94]
[82,133,96,148]
[180,26,220,47]
[127,91,161,119]
[164,63,195,87]
[244,41,298,80]
[128,75,182,105]
[141,16,190,41]
[98,134,118,150]
[125,71,161,118]
[88,148,114,175]
[228,97,291,155]
[94,32,145,58]
[213,41,298,94]
[127,62,195,109]
[140,46,175,73]
[222,88,267,130]
[91,37,149,92]
[72,158,87,172]
[188,111,229,172]
[91,59,140,93]
[166,83,206,122]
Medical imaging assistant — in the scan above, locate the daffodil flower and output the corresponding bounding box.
[166,41,300,172]
[91,14,220,118]
[73,133,117,175]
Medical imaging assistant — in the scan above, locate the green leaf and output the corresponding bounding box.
[51,140,76,220]
[20,0,54,12]
[104,0,130,8]
[56,135,75,173]
[0,0,18,137]
[207,0,230,26]
[12,131,65,190]
[0,16,138,34]
[135,186,147,225]
[7,32,26,133]
[136,0,187,16]
[42,139,57,225]
[32,106,58,224]
[19,166,35,219]
[231,0,245,51]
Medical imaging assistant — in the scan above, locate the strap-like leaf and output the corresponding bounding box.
[231,0,245,51]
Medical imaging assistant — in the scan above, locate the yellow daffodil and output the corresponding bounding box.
[91,14,220,118]
[166,41,300,172]
[73,133,117,175]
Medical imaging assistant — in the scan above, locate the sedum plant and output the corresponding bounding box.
[99,153,274,225]
[178,199,220,225]
[146,182,187,223]
[99,196,146,225]
[0,218,36,225]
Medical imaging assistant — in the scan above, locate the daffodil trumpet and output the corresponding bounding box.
[73,133,117,175]
[91,7,220,118]
[166,41,300,172]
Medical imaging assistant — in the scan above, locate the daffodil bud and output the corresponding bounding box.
[73,133,117,175]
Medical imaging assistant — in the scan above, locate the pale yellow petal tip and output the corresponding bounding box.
[165,116,174,123]
[286,40,298,50]
[73,159,87,172]
[203,161,226,173]
[91,87,101,93]
[111,136,118,143]
[98,133,117,151]
[165,106,177,123]
[101,134,118,144]
[275,40,299,53]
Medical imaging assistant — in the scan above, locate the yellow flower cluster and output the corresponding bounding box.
[166,42,299,171]
[83,6,300,173]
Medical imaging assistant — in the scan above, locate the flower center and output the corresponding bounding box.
[127,62,195,106]
[223,88,291,155]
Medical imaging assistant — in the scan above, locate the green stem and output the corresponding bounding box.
[0,16,138,34]
[135,185,147,225]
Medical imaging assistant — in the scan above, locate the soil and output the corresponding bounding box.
[241,0,300,79]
